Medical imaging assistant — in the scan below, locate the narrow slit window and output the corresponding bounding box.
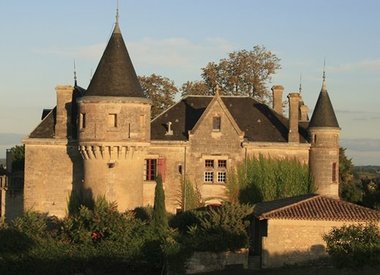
[80,113,86,129]
[213,116,221,131]
[332,162,337,182]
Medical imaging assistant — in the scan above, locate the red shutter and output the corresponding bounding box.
[158,157,166,182]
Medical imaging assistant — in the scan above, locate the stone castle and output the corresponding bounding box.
[23,18,340,217]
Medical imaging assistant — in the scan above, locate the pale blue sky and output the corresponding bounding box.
[0,0,379,165]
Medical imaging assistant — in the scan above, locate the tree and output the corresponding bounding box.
[182,45,281,102]
[152,175,168,230]
[180,80,210,98]
[323,223,380,268]
[339,147,362,203]
[9,145,24,172]
[139,74,178,119]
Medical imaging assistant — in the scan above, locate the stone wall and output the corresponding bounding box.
[185,248,248,274]
[24,141,83,217]
[261,219,374,268]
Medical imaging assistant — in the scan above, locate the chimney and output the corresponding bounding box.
[288,92,300,143]
[299,102,309,122]
[165,121,173,136]
[271,85,284,114]
[55,85,74,139]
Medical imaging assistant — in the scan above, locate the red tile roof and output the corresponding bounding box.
[254,194,380,222]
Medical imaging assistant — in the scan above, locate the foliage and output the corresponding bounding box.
[180,80,211,97]
[340,147,362,203]
[178,178,204,211]
[181,46,281,102]
[226,155,313,204]
[133,206,153,222]
[139,74,178,118]
[323,223,380,269]
[9,145,24,171]
[152,175,168,230]
[187,203,253,252]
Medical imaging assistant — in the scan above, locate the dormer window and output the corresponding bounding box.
[213,116,221,131]
[108,113,117,127]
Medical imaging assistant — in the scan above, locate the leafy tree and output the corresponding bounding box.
[180,80,211,97]
[9,145,24,171]
[323,223,380,268]
[182,45,281,102]
[152,175,168,230]
[339,147,362,203]
[139,74,178,119]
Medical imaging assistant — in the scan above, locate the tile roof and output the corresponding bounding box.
[254,194,380,222]
[151,96,309,143]
[85,23,145,98]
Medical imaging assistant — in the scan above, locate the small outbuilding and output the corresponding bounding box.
[251,194,380,268]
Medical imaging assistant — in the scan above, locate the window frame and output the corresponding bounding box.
[144,159,157,181]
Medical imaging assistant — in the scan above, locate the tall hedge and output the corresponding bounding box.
[226,155,314,204]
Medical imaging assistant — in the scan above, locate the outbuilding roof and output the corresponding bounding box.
[254,194,380,222]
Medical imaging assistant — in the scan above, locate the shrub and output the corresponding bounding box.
[152,175,168,231]
[323,223,380,268]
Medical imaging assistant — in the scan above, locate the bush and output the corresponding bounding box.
[323,223,380,268]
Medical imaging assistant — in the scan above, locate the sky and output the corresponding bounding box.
[0,0,379,165]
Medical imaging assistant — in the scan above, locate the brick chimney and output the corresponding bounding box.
[271,85,284,114]
[288,92,300,143]
[299,102,309,122]
[55,85,74,139]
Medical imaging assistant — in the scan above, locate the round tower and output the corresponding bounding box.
[308,71,340,198]
[77,18,151,211]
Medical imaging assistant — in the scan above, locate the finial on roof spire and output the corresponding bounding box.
[322,59,327,92]
[299,73,302,94]
[215,84,221,96]
[74,60,78,86]
[114,0,121,33]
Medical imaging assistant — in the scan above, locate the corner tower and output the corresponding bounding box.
[77,16,151,210]
[308,71,340,198]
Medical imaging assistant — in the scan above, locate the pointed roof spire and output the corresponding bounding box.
[85,7,145,98]
[299,73,302,94]
[73,60,78,86]
[309,65,339,128]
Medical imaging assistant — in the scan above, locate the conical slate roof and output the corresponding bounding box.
[309,76,339,128]
[85,23,145,97]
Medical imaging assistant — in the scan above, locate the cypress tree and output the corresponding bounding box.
[152,175,168,230]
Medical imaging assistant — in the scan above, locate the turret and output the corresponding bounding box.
[308,71,340,198]
[77,14,151,210]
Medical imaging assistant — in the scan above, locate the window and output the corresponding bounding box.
[332,162,337,182]
[204,171,214,183]
[213,116,221,131]
[205,159,214,168]
[80,113,86,129]
[108,113,117,127]
[217,172,226,183]
[218,160,227,168]
[204,158,228,184]
[144,159,157,181]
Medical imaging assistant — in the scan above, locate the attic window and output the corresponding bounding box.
[213,116,221,131]
[108,114,117,127]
